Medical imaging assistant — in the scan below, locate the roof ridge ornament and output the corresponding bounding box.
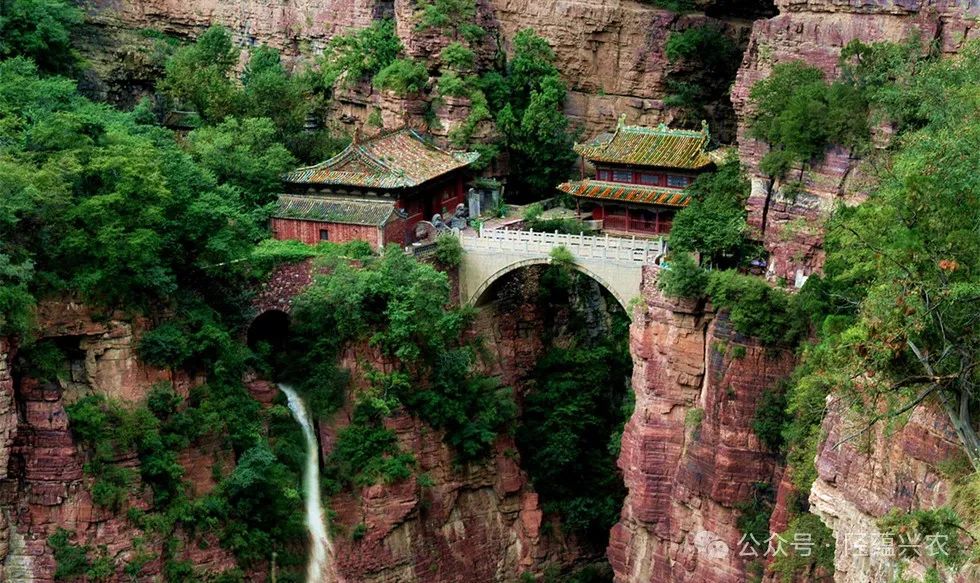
[617,113,627,129]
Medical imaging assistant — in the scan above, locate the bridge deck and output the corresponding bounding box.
[458,227,663,308]
[462,227,664,264]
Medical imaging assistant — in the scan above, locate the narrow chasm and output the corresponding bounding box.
[476,261,634,581]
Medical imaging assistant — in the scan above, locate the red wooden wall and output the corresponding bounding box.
[271,218,383,250]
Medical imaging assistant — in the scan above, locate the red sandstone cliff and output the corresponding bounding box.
[0,305,235,582]
[609,267,796,582]
[731,0,980,284]
[79,0,758,138]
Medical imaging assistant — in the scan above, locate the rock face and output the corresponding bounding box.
[0,304,236,582]
[79,0,758,140]
[808,399,964,583]
[609,267,796,582]
[731,0,980,284]
[488,0,752,135]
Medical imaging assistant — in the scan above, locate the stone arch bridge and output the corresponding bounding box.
[458,228,664,309]
[253,228,664,317]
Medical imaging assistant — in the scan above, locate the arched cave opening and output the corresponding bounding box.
[247,309,292,377]
[476,263,633,580]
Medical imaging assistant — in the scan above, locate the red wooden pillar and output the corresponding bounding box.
[625,206,631,233]
[654,208,660,234]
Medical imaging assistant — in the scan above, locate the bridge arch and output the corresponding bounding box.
[457,228,660,314]
[468,258,631,311]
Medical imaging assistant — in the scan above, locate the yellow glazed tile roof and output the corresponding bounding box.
[284,128,479,189]
[574,117,714,170]
[557,180,693,208]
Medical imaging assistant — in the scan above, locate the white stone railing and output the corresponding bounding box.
[462,226,664,264]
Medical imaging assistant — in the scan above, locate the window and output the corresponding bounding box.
[319,229,329,241]
[667,175,691,188]
[597,169,610,181]
[613,169,633,183]
[640,173,661,186]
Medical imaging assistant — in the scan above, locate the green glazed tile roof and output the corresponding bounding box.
[557,180,693,208]
[574,117,714,170]
[273,195,398,226]
[283,128,479,189]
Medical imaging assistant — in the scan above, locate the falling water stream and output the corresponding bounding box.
[278,383,338,583]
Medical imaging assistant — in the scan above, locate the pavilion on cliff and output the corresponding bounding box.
[272,128,479,249]
[558,117,716,237]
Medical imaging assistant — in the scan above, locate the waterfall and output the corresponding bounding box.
[277,383,339,583]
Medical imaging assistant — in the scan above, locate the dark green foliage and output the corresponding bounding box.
[0,0,82,73]
[207,443,305,563]
[496,29,578,198]
[668,156,750,266]
[749,61,869,177]
[770,513,836,582]
[158,26,240,123]
[320,19,403,88]
[398,348,516,461]
[752,385,788,452]
[48,528,93,581]
[658,252,708,299]
[639,0,695,11]
[515,263,633,548]
[734,482,775,548]
[373,58,429,95]
[186,117,297,209]
[0,58,264,320]
[415,0,486,44]
[434,233,464,268]
[705,270,806,345]
[284,248,515,461]
[879,508,968,569]
[663,24,741,133]
[329,399,415,486]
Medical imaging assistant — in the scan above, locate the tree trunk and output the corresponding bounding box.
[940,390,980,470]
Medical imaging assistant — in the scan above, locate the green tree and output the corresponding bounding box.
[187,117,296,208]
[415,0,485,44]
[320,19,403,89]
[158,26,240,123]
[668,156,750,266]
[792,41,980,467]
[0,0,82,73]
[373,58,429,95]
[496,31,577,197]
[749,61,868,177]
[663,24,741,132]
[241,46,310,141]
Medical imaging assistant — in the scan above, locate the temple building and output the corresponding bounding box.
[558,118,715,236]
[272,128,479,249]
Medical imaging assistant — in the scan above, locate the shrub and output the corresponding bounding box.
[749,61,869,177]
[771,513,836,582]
[685,407,705,439]
[735,482,774,549]
[350,522,367,541]
[434,234,463,268]
[705,270,806,345]
[48,528,92,581]
[669,156,750,267]
[752,386,788,452]
[373,58,429,95]
[0,0,83,73]
[658,253,708,299]
[320,19,403,88]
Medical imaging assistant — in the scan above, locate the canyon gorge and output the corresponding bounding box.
[2,0,979,582]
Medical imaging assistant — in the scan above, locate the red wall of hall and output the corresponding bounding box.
[271,218,382,250]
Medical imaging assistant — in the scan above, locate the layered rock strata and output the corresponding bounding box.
[609,267,797,582]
